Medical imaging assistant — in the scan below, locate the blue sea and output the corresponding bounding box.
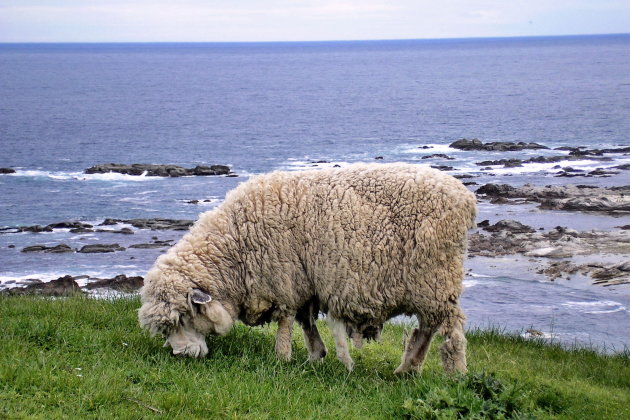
[1,35,629,351]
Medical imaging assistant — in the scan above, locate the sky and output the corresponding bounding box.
[1,0,629,43]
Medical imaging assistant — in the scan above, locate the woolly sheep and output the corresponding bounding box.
[138,163,477,374]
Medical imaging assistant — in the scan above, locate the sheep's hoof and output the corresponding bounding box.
[275,349,292,362]
[338,356,354,372]
[308,348,327,362]
[351,333,363,349]
[393,364,418,375]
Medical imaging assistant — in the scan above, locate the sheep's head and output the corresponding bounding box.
[138,269,234,358]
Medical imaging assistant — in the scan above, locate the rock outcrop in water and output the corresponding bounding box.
[0,168,16,174]
[84,163,232,177]
[1,218,194,234]
[476,184,630,214]
[449,138,548,151]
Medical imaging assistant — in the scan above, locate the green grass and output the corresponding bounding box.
[0,296,628,419]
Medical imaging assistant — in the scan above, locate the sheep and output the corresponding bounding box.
[139,163,477,374]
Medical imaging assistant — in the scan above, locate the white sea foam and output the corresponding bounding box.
[467,272,494,278]
[463,279,480,288]
[282,159,351,171]
[562,300,627,315]
[400,143,464,154]
[9,170,161,182]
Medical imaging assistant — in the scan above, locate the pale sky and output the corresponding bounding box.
[1,0,629,42]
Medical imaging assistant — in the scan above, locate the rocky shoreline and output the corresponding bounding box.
[2,163,629,294]
[3,218,628,296]
[476,184,630,214]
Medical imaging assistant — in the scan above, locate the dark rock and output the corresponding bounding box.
[617,225,630,230]
[187,200,200,204]
[453,174,475,179]
[190,165,230,176]
[421,154,455,160]
[483,219,536,234]
[46,244,74,253]
[47,221,93,230]
[19,225,53,233]
[226,174,239,177]
[21,244,73,253]
[85,163,231,177]
[8,244,15,248]
[78,244,125,253]
[430,165,453,171]
[462,182,478,186]
[449,138,548,151]
[69,228,94,234]
[477,220,490,227]
[85,274,144,292]
[95,227,134,235]
[100,218,122,226]
[476,159,522,167]
[374,156,384,160]
[562,167,584,172]
[129,241,171,249]
[615,164,630,170]
[554,146,583,151]
[588,169,619,176]
[0,168,16,174]
[476,184,518,197]
[21,245,49,253]
[4,275,84,297]
[125,218,194,231]
[569,146,630,156]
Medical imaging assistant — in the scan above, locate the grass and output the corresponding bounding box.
[0,296,628,419]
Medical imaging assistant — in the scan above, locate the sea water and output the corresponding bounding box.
[1,35,629,350]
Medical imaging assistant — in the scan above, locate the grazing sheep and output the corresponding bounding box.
[139,163,476,374]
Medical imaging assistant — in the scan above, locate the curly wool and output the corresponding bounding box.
[140,163,476,337]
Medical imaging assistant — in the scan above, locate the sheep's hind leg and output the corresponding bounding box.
[296,300,327,361]
[301,323,327,361]
[275,315,295,361]
[439,309,467,374]
[394,321,438,375]
[327,317,354,371]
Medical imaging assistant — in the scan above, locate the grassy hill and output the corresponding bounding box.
[1,295,628,419]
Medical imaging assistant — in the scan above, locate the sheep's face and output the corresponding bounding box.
[139,288,234,358]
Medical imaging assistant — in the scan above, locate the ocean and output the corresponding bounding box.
[1,35,629,350]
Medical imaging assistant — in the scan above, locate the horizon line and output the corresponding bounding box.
[1,32,629,45]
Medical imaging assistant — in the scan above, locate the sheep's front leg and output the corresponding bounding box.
[301,323,327,361]
[275,315,294,361]
[394,322,437,375]
[327,317,354,371]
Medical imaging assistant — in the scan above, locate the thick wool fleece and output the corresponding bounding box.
[139,163,476,340]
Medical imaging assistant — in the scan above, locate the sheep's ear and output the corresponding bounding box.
[191,289,212,304]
